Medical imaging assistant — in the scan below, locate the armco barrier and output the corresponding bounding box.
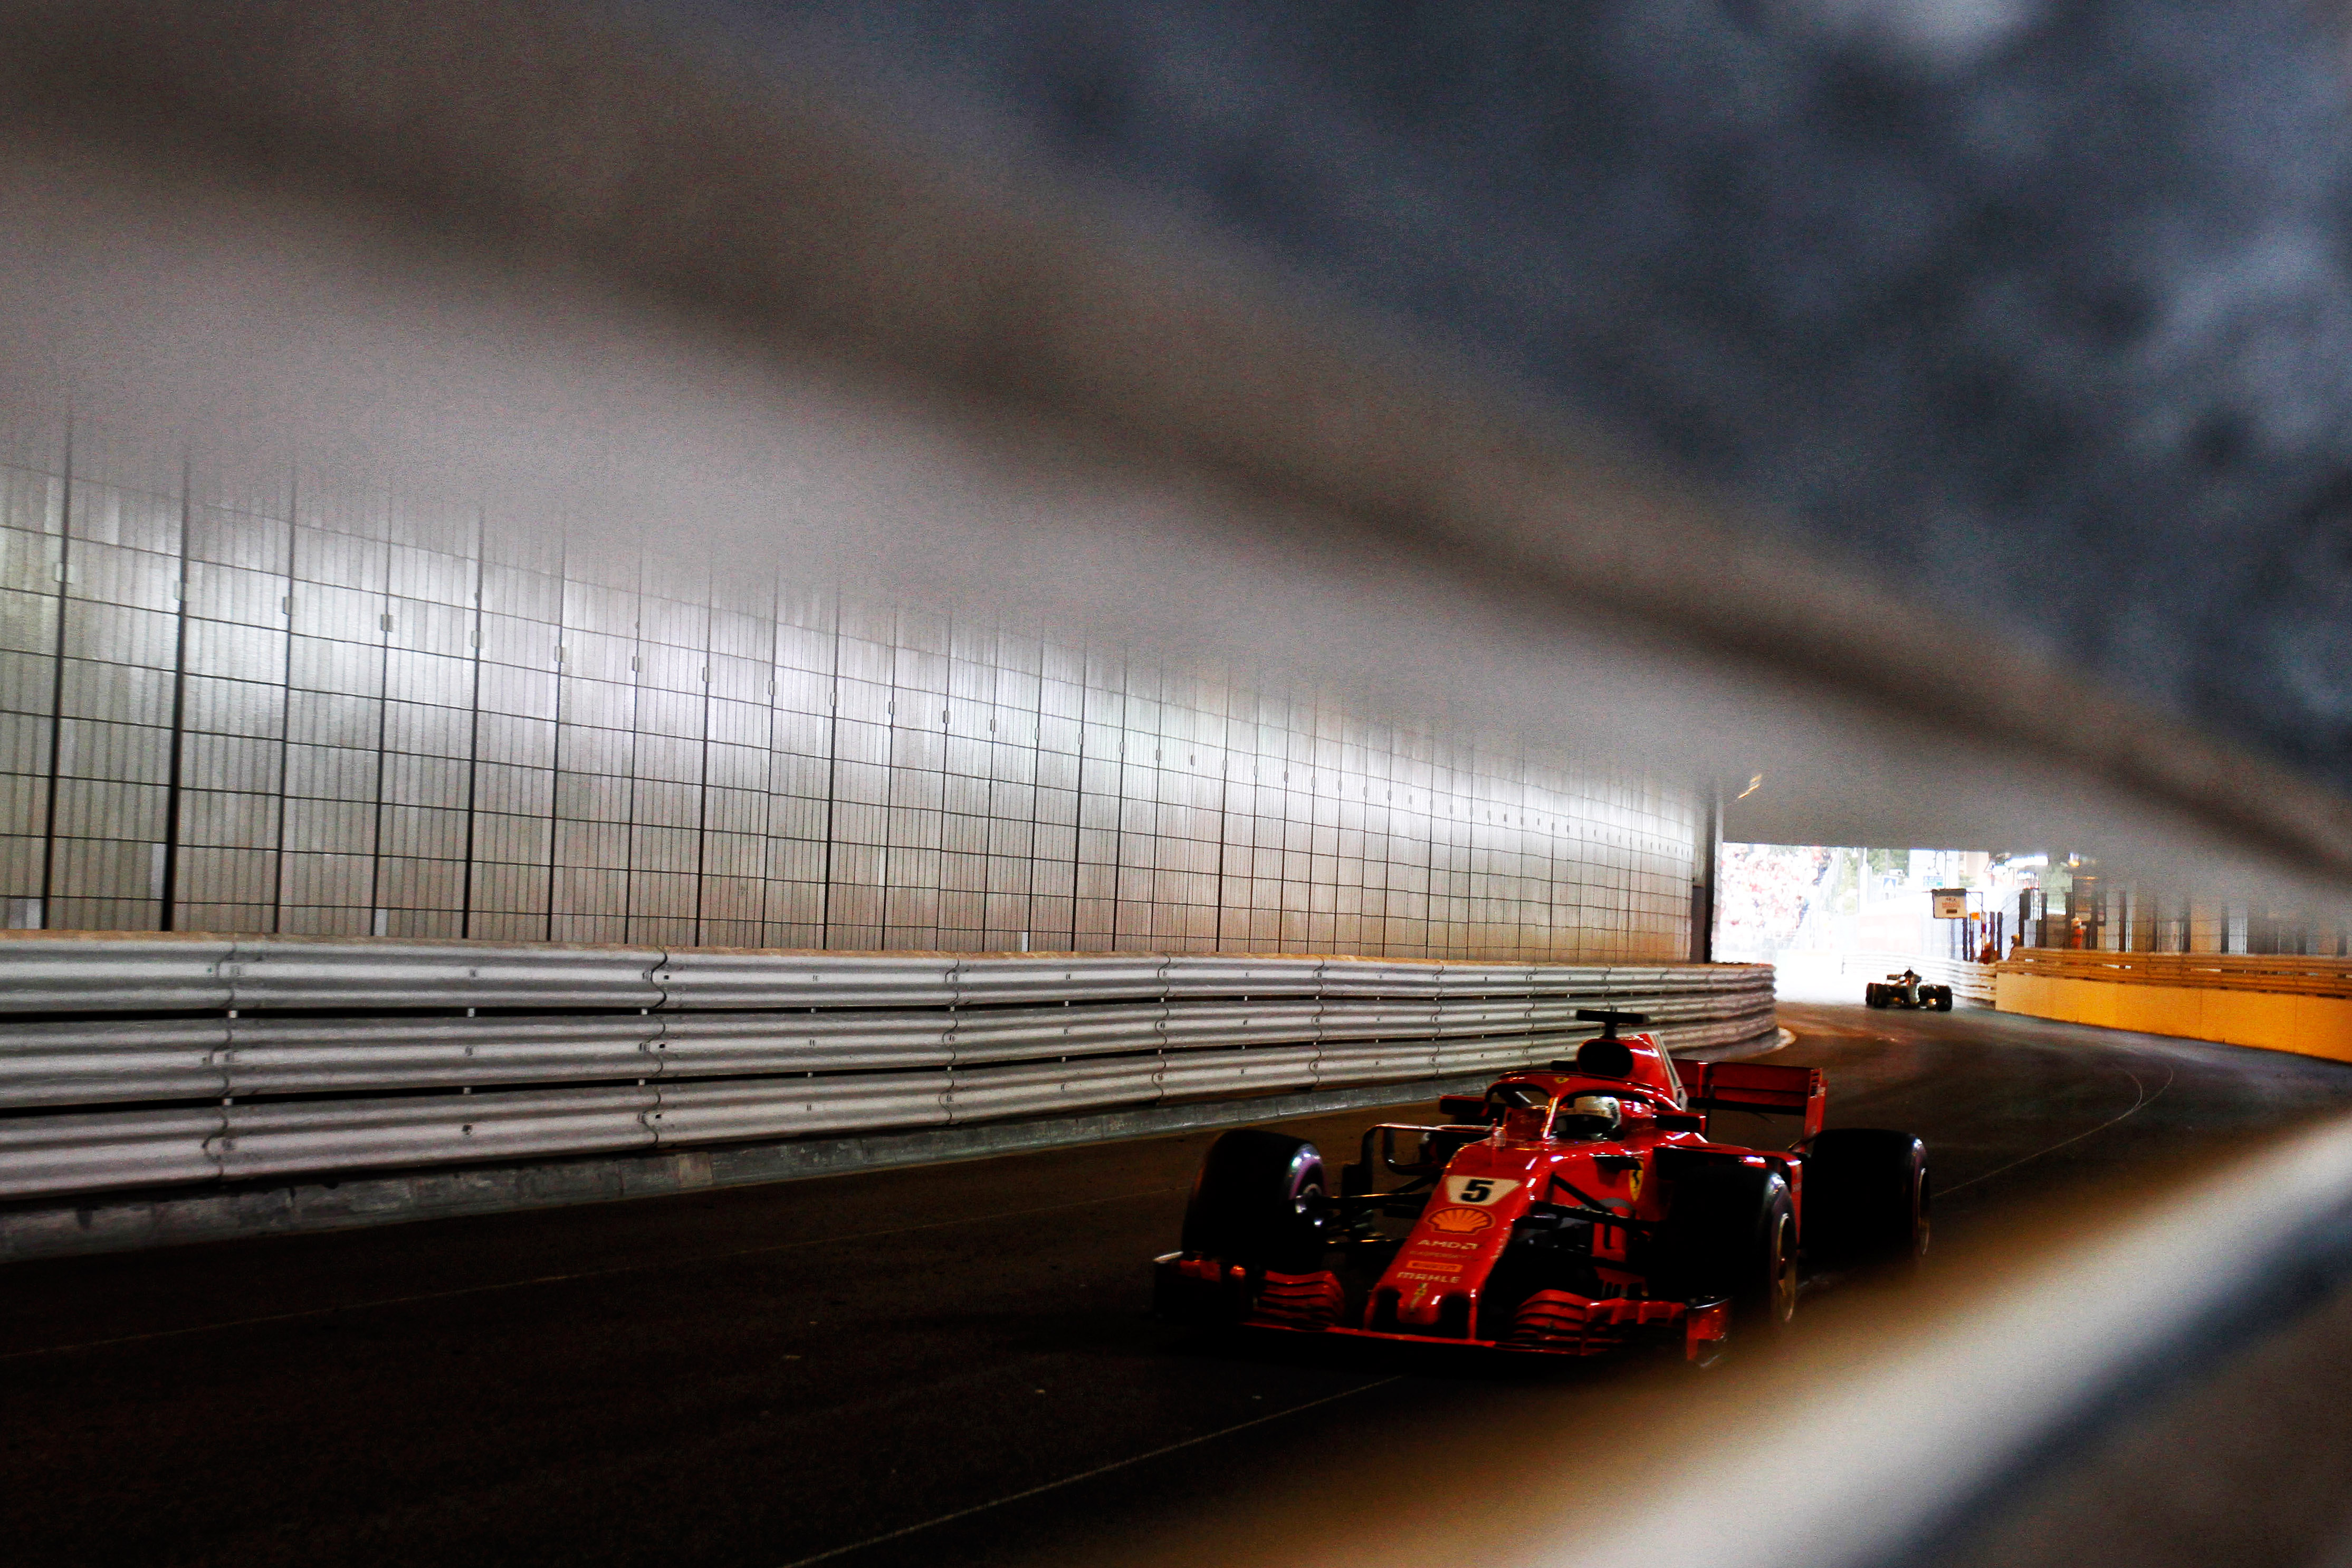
[0,934,1775,1204]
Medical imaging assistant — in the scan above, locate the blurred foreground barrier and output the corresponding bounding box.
[0,935,1773,1203]
[1538,1110,2352,1568]
[1205,1113,2352,1568]
[1995,949,2352,1063]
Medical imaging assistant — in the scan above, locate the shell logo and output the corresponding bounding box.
[1425,1206,1493,1236]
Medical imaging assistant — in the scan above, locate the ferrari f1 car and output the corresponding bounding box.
[1153,1010,1927,1362]
[1866,969,1954,1011]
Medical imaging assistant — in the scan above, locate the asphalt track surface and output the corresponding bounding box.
[8,1002,2352,1568]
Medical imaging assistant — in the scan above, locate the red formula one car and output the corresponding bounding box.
[1153,1010,1927,1362]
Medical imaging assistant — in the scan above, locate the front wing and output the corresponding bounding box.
[1154,1254,1729,1360]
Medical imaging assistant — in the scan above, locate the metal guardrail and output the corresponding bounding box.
[0,935,1775,1200]
[1995,946,2352,998]
[0,938,1779,1015]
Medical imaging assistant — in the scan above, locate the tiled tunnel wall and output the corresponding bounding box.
[0,422,1701,958]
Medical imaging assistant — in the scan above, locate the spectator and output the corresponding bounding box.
[1977,936,2000,965]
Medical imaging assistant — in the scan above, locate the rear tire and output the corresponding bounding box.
[1657,1164,1797,1339]
[1806,1129,1929,1271]
[1180,1130,1328,1273]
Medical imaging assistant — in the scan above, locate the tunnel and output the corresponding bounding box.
[5,5,2352,1567]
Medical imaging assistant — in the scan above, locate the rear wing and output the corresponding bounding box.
[1674,1060,1826,1143]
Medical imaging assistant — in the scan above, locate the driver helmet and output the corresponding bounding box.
[1554,1094,1623,1140]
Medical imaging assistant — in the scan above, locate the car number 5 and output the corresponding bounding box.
[1442,1175,1519,1204]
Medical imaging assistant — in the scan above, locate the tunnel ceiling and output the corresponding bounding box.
[723,0,2352,796]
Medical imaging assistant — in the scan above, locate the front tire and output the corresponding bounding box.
[1180,1130,1328,1273]
[1864,984,1885,1009]
[1806,1129,1929,1271]
[1657,1164,1797,1340]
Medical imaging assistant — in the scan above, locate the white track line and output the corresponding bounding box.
[1940,1059,2176,1197]
[776,1378,1403,1568]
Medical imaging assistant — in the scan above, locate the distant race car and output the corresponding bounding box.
[1865,970,1953,1011]
[1153,1010,1927,1362]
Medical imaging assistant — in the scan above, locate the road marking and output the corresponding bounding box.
[1784,1006,2182,1196]
[1939,1060,2177,1196]
[774,1377,1403,1568]
[0,1185,1186,1361]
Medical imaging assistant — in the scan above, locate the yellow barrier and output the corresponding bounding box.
[1994,968,2352,1064]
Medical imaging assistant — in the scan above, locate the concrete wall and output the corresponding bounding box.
[1995,967,2352,1064]
[0,419,1699,959]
